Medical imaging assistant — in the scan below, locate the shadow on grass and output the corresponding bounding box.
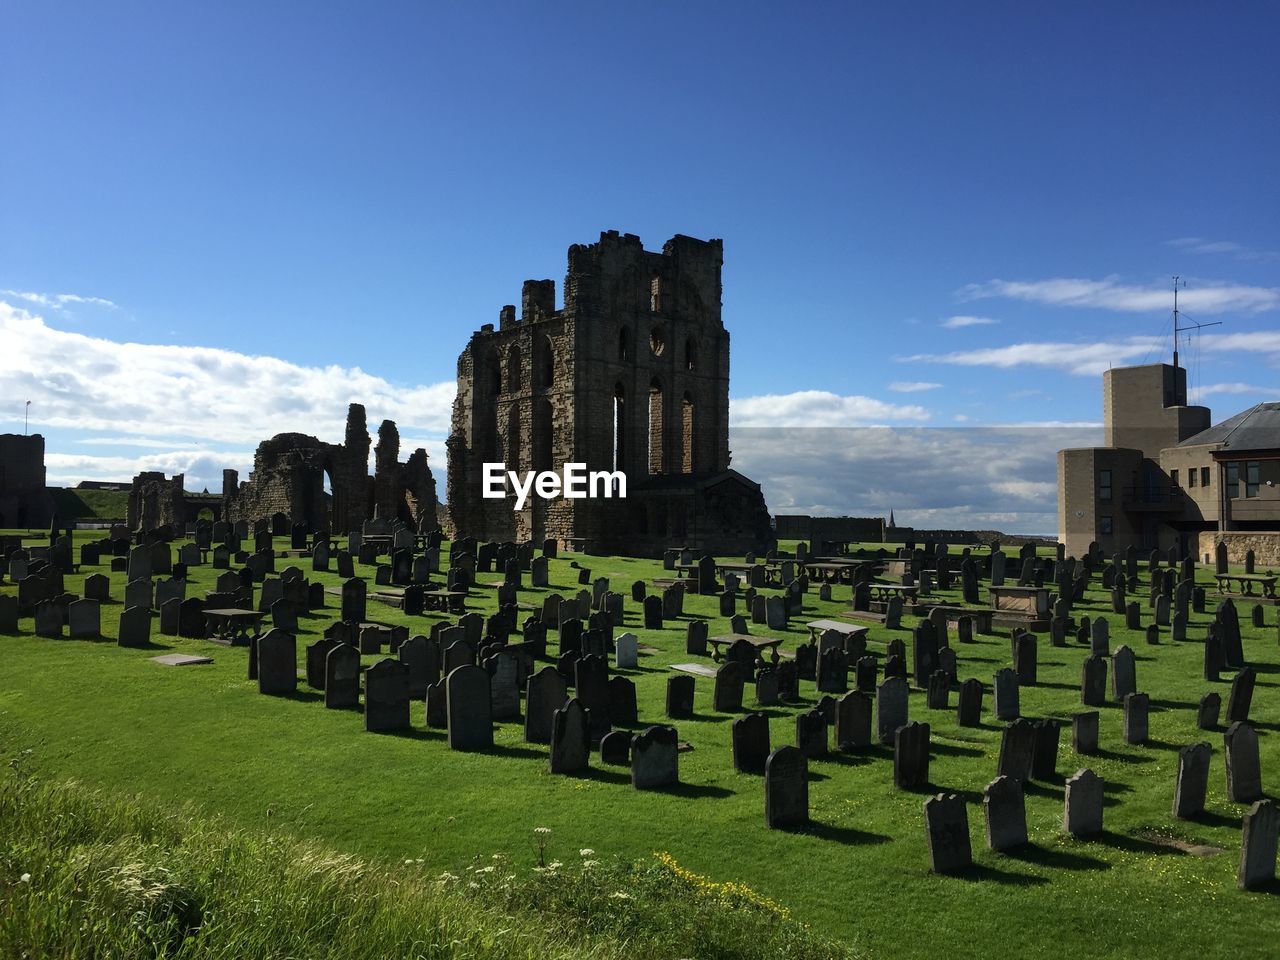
[801,821,893,846]
[930,741,984,758]
[1185,809,1241,829]
[487,742,548,762]
[1085,747,1155,765]
[1096,830,1188,856]
[948,862,1050,886]
[1004,843,1109,871]
[1142,738,1184,752]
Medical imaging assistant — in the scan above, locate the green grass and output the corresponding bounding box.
[46,486,130,520]
[0,773,846,959]
[2,533,1279,958]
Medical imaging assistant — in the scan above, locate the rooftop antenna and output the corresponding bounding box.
[1171,276,1221,371]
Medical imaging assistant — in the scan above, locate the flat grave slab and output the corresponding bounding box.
[151,654,214,667]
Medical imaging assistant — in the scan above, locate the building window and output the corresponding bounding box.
[650,275,663,313]
[1098,469,1112,502]
[1188,469,1198,488]
[1246,460,1260,498]
[1201,466,1210,487]
[1170,469,1178,487]
[1100,516,1113,535]
[1227,461,1240,497]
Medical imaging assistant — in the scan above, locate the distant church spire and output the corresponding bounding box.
[887,509,896,529]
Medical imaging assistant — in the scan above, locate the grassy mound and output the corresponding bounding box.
[0,766,855,960]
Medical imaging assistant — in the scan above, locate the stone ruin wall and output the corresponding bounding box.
[1199,530,1280,568]
[0,433,53,528]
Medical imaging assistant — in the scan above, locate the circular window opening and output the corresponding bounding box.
[650,324,666,356]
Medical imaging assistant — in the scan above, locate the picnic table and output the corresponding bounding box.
[1215,572,1278,598]
[203,608,267,646]
[707,632,783,666]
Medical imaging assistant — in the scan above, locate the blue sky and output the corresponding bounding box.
[3,2,1277,533]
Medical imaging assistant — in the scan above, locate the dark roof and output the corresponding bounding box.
[1178,402,1280,452]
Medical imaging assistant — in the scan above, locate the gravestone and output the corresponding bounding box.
[600,730,631,765]
[68,599,100,639]
[447,665,493,751]
[117,605,150,648]
[1014,633,1037,686]
[1227,667,1256,724]
[549,699,591,773]
[615,632,639,669]
[764,745,808,829]
[1081,656,1107,707]
[1238,800,1279,891]
[997,719,1038,782]
[525,667,568,744]
[257,629,297,697]
[488,652,522,722]
[877,676,909,744]
[834,690,872,750]
[795,708,828,758]
[923,793,972,874]
[1072,711,1099,754]
[1111,645,1136,701]
[894,721,930,789]
[983,775,1028,851]
[341,578,366,623]
[957,678,983,727]
[733,712,771,773]
[714,661,745,712]
[1032,718,1061,780]
[666,675,695,718]
[364,659,411,732]
[1173,741,1212,819]
[993,667,1019,721]
[1063,768,1104,837]
[1225,721,1263,803]
[1123,692,1149,745]
[631,725,679,789]
[1198,692,1222,730]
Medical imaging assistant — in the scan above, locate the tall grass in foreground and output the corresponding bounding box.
[0,769,858,960]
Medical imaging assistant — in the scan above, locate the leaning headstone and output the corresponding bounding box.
[713,661,745,712]
[1238,800,1280,891]
[997,719,1038,782]
[1081,655,1107,707]
[733,712,771,773]
[795,708,828,758]
[1198,692,1222,730]
[1111,645,1137,701]
[923,793,972,874]
[1227,667,1257,724]
[117,605,150,648]
[894,721,930,789]
[549,699,591,773]
[993,667,1020,720]
[764,745,808,829]
[983,775,1028,851]
[1063,768,1104,837]
[1225,721,1263,803]
[1173,742,1212,819]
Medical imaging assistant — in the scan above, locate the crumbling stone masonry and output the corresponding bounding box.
[447,230,774,557]
[220,403,438,533]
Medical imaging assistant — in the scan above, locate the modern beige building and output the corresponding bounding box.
[1058,362,1280,559]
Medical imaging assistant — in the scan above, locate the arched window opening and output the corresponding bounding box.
[650,274,663,313]
[681,392,695,474]
[533,398,554,473]
[685,337,697,371]
[507,406,522,472]
[619,327,632,362]
[648,378,666,475]
[535,335,555,389]
[613,383,627,474]
[507,345,522,394]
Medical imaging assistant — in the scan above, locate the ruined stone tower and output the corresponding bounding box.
[447,230,773,556]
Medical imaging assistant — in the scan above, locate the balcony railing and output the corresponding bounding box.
[1120,484,1183,511]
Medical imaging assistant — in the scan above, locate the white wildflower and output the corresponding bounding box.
[579,848,595,857]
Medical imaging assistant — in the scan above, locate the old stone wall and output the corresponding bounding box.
[1199,530,1280,568]
[447,230,772,556]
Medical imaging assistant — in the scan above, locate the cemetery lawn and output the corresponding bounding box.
[3,533,1280,959]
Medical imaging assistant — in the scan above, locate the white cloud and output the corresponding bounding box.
[888,381,942,393]
[1,304,457,446]
[941,315,998,328]
[957,276,1280,314]
[1166,238,1280,263]
[1188,382,1280,403]
[730,390,930,428]
[731,425,1101,536]
[1,289,118,310]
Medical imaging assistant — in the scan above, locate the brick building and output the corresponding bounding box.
[1058,362,1280,560]
[446,230,773,556]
